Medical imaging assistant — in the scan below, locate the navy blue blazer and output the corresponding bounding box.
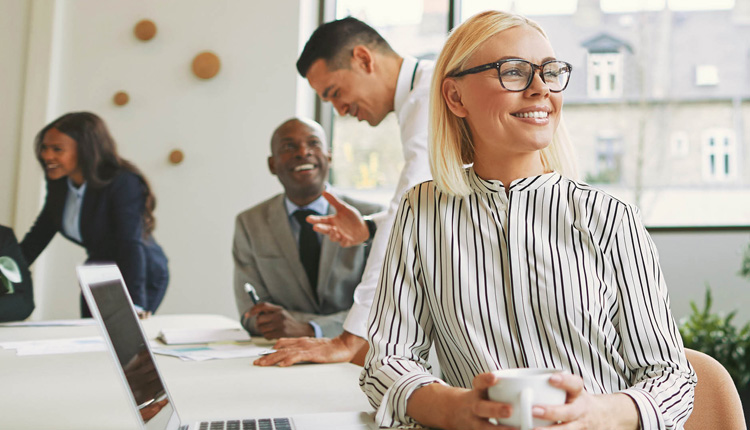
[20,171,168,314]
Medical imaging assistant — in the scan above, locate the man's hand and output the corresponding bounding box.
[253,330,367,367]
[247,302,314,340]
[306,191,369,247]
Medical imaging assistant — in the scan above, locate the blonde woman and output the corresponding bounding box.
[360,11,695,430]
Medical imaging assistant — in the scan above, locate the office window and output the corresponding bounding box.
[586,134,623,184]
[695,65,719,86]
[319,0,749,226]
[326,0,449,202]
[702,129,736,182]
[587,53,623,98]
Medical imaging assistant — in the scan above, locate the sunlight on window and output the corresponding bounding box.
[601,0,734,12]
[462,0,576,18]
[329,0,448,203]
[324,0,749,226]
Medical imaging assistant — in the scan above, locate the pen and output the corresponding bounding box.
[244,283,260,305]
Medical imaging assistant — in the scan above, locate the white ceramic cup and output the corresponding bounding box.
[487,368,567,430]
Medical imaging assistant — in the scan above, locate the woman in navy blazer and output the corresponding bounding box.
[20,112,168,318]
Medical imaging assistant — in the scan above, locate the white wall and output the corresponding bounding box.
[651,229,750,326]
[0,0,30,226]
[8,0,316,320]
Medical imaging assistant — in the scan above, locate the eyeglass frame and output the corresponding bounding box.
[450,59,573,93]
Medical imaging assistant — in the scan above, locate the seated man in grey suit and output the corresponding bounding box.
[233,117,382,340]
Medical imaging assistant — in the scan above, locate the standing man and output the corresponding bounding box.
[255,17,433,366]
[233,118,381,340]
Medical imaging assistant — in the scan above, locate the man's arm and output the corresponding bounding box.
[232,214,271,335]
[245,305,351,340]
[253,330,367,367]
[246,302,315,339]
[306,192,371,247]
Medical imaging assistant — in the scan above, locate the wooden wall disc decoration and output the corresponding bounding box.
[134,19,157,41]
[113,91,130,106]
[169,149,184,165]
[192,51,221,79]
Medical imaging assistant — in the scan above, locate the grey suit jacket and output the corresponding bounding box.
[233,191,382,337]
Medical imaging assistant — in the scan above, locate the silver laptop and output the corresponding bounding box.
[76,264,294,430]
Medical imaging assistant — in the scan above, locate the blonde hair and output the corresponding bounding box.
[429,10,579,196]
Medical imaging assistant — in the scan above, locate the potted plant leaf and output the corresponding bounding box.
[679,286,750,425]
[0,255,22,296]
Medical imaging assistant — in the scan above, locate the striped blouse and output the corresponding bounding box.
[360,168,696,429]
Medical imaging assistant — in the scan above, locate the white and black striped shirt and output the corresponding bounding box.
[360,168,695,429]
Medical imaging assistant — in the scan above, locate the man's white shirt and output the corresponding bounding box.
[342,55,434,338]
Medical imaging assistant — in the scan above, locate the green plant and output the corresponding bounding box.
[679,286,750,391]
[740,242,750,281]
[0,256,21,295]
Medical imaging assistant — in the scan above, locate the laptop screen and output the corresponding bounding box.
[79,265,178,430]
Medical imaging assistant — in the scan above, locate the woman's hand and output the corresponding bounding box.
[407,372,516,430]
[533,373,639,430]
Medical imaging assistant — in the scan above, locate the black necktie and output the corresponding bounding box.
[293,209,320,295]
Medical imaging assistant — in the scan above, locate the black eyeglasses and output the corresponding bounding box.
[451,59,573,92]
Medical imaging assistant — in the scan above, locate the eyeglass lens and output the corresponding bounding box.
[498,60,571,92]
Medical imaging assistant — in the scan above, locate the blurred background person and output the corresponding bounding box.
[234,118,382,340]
[20,112,168,318]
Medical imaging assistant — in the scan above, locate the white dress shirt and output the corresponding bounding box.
[360,168,696,429]
[342,55,434,338]
[62,178,87,243]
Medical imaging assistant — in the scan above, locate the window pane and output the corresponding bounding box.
[328,0,449,203]
[458,0,749,226]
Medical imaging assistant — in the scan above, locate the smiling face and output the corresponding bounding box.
[443,24,563,172]
[305,52,391,126]
[268,119,331,206]
[39,127,84,185]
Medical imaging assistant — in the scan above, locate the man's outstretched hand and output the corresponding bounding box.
[253,331,368,367]
[305,191,370,247]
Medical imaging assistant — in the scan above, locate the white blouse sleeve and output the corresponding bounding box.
[608,205,696,429]
[359,189,444,428]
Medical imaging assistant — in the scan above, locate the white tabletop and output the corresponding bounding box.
[0,314,378,430]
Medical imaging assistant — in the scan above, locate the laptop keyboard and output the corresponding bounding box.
[197,418,292,430]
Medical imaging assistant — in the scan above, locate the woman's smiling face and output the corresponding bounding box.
[39,128,84,185]
[446,24,563,161]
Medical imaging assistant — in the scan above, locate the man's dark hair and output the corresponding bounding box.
[296,17,395,77]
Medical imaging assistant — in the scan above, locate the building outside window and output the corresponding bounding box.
[702,129,737,182]
[670,131,690,158]
[319,0,750,226]
[587,52,623,98]
[587,133,623,184]
[695,64,720,86]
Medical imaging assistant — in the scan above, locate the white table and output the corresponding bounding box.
[0,314,378,429]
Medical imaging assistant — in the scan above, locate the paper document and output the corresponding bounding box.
[0,337,106,355]
[157,328,251,345]
[152,343,272,361]
[0,319,97,327]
